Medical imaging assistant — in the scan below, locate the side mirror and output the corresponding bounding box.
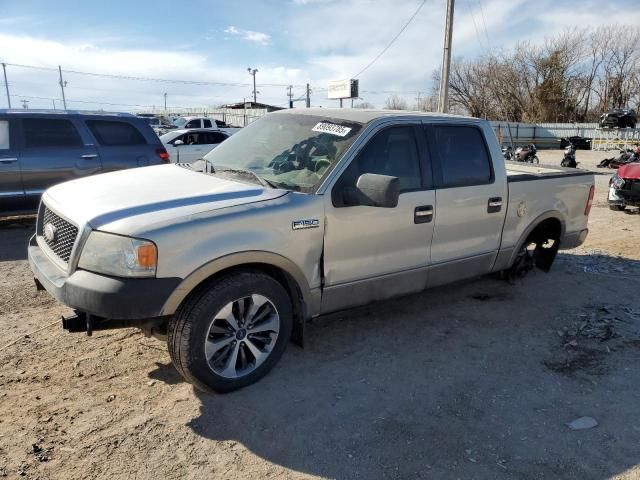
[341,173,400,208]
[174,140,184,146]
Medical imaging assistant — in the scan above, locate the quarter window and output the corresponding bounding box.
[22,118,83,148]
[86,120,146,146]
[432,126,492,187]
[335,126,422,200]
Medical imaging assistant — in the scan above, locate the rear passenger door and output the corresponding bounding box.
[85,119,153,171]
[0,118,26,212]
[426,124,508,286]
[18,117,101,209]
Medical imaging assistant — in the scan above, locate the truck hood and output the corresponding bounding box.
[43,164,287,233]
[617,162,640,180]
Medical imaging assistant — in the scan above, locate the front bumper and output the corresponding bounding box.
[28,235,181,320]
[608,186,640,207]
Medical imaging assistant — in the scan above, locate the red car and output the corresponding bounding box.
[608,162,640,211]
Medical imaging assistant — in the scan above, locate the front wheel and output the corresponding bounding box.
[530,155,539,164]
[609,204,626,211]
[168,271,293,393]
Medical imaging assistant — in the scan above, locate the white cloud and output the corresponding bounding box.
[224,25,271,45]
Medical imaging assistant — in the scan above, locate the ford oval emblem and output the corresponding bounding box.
[44,223,57,243]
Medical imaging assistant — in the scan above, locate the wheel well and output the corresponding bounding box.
[523,217,562,272]
[181,263,305,324]
[528,217,562,244]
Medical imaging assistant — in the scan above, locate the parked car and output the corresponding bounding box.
[599,108,637,129]
[0,109,169,216]
[172,116,240,136]
[560,136,592,150]
[608,162,640,211]
[160,129,229,163]
[28,109,594,392]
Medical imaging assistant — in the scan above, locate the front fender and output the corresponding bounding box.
[160,250,320,317]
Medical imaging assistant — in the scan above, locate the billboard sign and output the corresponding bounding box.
[328,79,359,99]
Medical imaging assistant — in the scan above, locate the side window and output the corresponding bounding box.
[205,132,227,144]
[203,119,212,128]
[185,120,200,128]
[22,118,83,148]
[182,132,203,145]
[433,126,492,187]
[335,126,422,199]
[86,120,146,146]
[0,120,9,149]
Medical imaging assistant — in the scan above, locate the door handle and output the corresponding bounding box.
[81,154,98,159]
[0,157,18,164]
[414,205,433,224]
[488,197,502,213]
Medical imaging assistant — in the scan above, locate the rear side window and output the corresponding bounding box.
[86,120,146,146]
[0,120,9,149]
[204,132,227,144]
[203,119,212,128]
[432,126,492,187]
[22,118,82,148]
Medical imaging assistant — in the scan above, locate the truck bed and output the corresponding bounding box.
[505,161,593,182]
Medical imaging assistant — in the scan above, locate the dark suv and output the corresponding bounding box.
[0,110,168,215]
[599,109,637,129]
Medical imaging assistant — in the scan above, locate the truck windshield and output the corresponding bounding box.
[202,113,364,192]
[173,117,187,127]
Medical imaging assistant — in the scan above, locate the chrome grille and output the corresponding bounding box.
[41,207,78,263]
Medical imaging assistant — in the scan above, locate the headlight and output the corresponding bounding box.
[78,231,157,277]
[610,175,625,190]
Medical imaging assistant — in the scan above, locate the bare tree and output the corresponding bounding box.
[353,101,375,109]
[384,94,408,110]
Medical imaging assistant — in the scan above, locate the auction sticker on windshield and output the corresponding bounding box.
[312,122,352,137]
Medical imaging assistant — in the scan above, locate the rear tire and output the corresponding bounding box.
[167,271,293,393]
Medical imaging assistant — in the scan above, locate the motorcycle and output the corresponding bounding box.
[502,145,514,161]
[515,144,539,163]
[560,143,578,168]
[597,147,639,169]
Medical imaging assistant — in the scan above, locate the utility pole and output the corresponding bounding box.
[21,99,29,109]
[306,83,311,108]
[58,65,67,110]
[287,85,294,108]
[1,63,10,108]
[247,67,258,103]
[438,0,455,113]
[164,92,167,111]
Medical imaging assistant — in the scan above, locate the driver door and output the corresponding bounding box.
[321,124,435,314]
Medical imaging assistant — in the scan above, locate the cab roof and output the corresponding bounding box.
[271,107,476,124]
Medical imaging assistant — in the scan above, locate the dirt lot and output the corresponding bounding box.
[1,149,639,480]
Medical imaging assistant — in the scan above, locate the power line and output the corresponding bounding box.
[353,0,428,79]
[4,62,307,88]
[476,0,491,48]
[466,0,486,51]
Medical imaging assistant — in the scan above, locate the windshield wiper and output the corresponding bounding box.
[215,167,277,189]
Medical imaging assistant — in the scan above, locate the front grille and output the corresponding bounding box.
[41,207,78,263]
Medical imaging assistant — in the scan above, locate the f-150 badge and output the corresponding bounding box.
[292,219,320,230]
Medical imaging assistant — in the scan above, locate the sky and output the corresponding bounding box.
[0,0,639,112]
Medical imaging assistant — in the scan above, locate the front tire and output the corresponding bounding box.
[168,271,293,393]
[609,204,625,211]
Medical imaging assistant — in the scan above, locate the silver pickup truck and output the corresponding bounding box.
[28,109,595,392]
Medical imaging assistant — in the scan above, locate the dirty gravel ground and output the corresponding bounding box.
[1,150,639,480]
